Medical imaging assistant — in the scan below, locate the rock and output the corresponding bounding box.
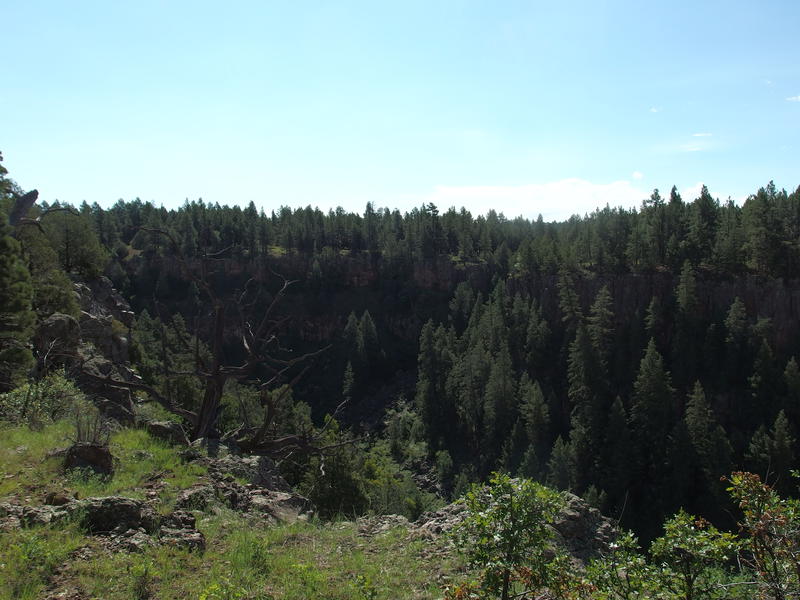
[208,454,293,492]
[159,527,205,552]
[44,491,72,506]
[175,485,215,511]
[412,490,616,564]
[161,510,196,530]
[79,311,129,364]
[77,496,158,534]
[112,529,154,553]
[76,346,136,424]
[413,501,467,538]
[34,313,81,359]
[146,420,187,445]
[64,443,114,476]
[357,514,410,536]
[248,490,311,523]
[550,493,616,562]
[75,277,134,328]
[0,502,75,529]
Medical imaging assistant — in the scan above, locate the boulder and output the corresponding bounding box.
[550,493,616,562]
[76,346,136,423]
[77,496,158,534]
[64,443,114,476]
[208,454,293,492]
[145,420,187,445]
[79,311,129,364]
[34,313,80,360]
[159,527,205,552]
[174,485,215,511]
[75,277,134,328]
[0,502,76,529]
[248,490,312,523]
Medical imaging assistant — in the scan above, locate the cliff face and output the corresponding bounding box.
[119,251,800,363]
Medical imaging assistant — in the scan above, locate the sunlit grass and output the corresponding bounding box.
[0,421,206,505]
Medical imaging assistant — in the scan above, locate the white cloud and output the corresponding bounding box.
[692,132,713,137]
[632,171,644,180]
[680,144,705,153]
[397,178,649,222]
[787,95,800,102]
[680,182,706,201]
[649,106,660,113]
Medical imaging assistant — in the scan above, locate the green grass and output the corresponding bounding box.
[0,522,87,600]
[0,421,462,599]
[0,421,206,505]
[67,428,206,504]
[66,513,460,599]
[0,420,73,498]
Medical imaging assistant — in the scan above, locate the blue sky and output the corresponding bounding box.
[2,1,798,220]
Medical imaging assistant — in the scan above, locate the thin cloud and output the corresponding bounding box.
[649,106,660,113]
[787,95,800,102]
[402,179,649,222]
[632,171,644,180]
[692,132,713,137]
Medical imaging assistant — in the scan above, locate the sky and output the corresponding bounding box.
[2,1,798,221]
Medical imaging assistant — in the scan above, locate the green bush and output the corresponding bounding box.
[448,472,565,600]
[0,372,83,427]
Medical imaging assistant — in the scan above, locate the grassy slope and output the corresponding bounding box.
[0,422,462,600]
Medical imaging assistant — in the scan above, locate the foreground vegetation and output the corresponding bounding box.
[0,416,460,600]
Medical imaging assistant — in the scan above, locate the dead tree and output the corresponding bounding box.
[79,227,337,456]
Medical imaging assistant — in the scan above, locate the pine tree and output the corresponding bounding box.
[724,297,750,384]
[547,436,574,491]
[587,284,614,370]
[672,260,700,386]
[599,397,632,513]
[0,217,35,390]
[630,339,675,478]
[684,382,732,509]
[519,375,551,460]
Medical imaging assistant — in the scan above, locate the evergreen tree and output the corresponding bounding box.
[587,284,614,370]
[547,436,574,491]
[519,375,551,460]
[0,217,35,390]
[684,382,732,509]
[599,397,632,514]
[672,260,700,386]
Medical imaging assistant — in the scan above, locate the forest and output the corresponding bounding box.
[2,149,800,544]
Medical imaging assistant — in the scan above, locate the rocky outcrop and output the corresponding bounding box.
[75,345,137,423]
[33,313,81,360]
[173,469,311,524]
[79,496,159,534]
[551,493,616,562]
[74,276,134,329]
[0,496,205,552]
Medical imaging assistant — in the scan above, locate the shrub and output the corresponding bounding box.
[449,472,564,600]
[0,372,83,427]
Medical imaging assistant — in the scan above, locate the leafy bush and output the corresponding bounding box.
[448,472,565,600]
[727,471,800,600]
[0,372,83,427]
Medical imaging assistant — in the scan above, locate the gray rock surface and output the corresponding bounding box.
[34,313,81,359]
